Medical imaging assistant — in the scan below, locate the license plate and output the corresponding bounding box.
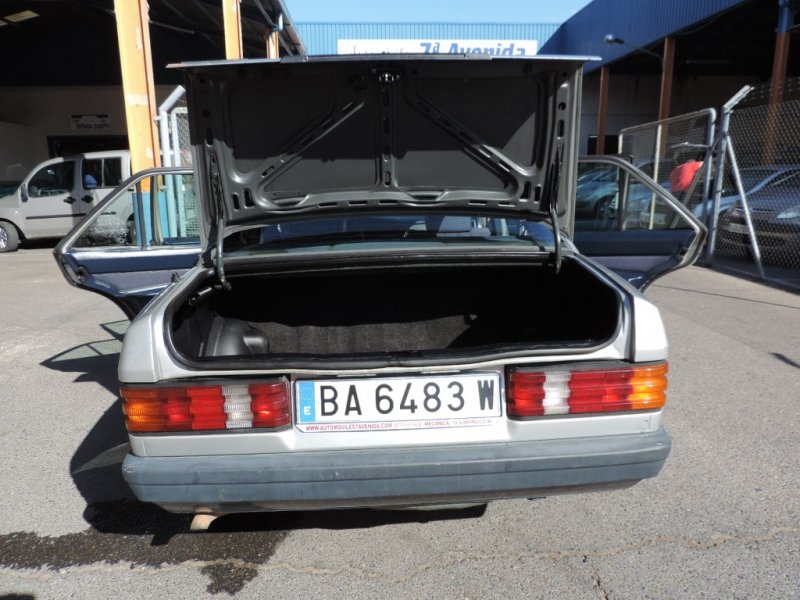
[295,374,502,432]
[725,222,749,234]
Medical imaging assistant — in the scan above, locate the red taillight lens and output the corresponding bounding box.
[251,382,291,428]
[121,379,290,433]
[186,386,227,430]
[506,362,668,418]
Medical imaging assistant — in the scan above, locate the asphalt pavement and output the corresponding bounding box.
[0,248,798,599]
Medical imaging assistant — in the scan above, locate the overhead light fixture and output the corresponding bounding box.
[603,33,663,62]
[4,10,39,23]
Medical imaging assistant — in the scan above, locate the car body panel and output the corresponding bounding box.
[53,57,700,514]
[122,429,670,512]
[0,150,130,241]
[717,177,800,264]
[693,164,800,219]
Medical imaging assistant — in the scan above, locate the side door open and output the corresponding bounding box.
[572,155,707,290]
[54,168,201,318]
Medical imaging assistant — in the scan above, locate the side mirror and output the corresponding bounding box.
[19,184,28,202]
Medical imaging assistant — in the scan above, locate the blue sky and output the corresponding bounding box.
[286,0,594,23]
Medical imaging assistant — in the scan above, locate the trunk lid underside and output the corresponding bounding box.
[177,55,586,243]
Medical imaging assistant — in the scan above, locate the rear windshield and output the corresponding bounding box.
[224,214,555,255]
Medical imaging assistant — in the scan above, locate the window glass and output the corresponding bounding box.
[74,172,199,248]
[575,164,619,231]
[82,158,124,189]
[149,173,200,245]
[224,214,555,256]
[766,171,800,190]
[28,162,75,197]
[575,161,691,232]
[82,159,102,189]
[74,187,137,247]
[624,181,690,231]
[103,159,124,188]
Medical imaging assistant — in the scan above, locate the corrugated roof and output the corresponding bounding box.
[295,22,560,56]
[541,0,754,71]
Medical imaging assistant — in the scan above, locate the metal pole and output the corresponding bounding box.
[170,109,188,236]
[649,123,663,229]
[157,86,185,168]
[707,86,752,263]
[700,109,717,229]
[727,137,766,279]
[156,86,185,237]
[596,66,610,154]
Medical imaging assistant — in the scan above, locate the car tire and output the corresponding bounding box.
[0,221,19,252]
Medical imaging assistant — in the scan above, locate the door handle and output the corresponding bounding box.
[81,195,93,203]
[64,196,77,204]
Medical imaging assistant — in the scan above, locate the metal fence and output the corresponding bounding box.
[156,89,199,238]
[169,107,192,167]
[618,109,716,222]
[618,89,800,290]
[709,79,800,288]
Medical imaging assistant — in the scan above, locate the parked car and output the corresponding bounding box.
[575,162,667,235]
[54,55,705,518]
[717,169,800,265]
[692,164,800,221]
[0,150,130,252]
[575,162,618,220]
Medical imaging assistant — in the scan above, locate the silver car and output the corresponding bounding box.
[55,55,705,518]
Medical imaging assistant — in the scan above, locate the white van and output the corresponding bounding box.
[0,150,130,252]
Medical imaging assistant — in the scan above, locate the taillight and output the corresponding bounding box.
[506,362,668,418]
[121,379,290,433]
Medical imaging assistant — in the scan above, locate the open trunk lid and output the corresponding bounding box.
[176,54,587,246]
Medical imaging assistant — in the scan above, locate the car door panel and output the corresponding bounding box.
[55,168,200,318]
[573,156,706,290]
[24,159,81,237]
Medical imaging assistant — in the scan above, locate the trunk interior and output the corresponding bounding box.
[169,259,621,363]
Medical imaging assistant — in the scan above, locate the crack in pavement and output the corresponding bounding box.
[583,555,610,600]
[251,526,800,585]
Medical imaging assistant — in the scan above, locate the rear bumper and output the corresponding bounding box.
[122,428,671,513]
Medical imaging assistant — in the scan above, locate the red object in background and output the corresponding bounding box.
[669,160,703,193]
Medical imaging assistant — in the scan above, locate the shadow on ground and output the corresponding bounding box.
[41,321,133,507]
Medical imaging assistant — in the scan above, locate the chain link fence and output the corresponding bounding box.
[157,91,199,238]
[169,107,192,167]
[710,78,800,288]
[618,110,716,226]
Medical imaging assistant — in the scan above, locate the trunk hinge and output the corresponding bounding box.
[210,162,231,290]
[545,150,563,274]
